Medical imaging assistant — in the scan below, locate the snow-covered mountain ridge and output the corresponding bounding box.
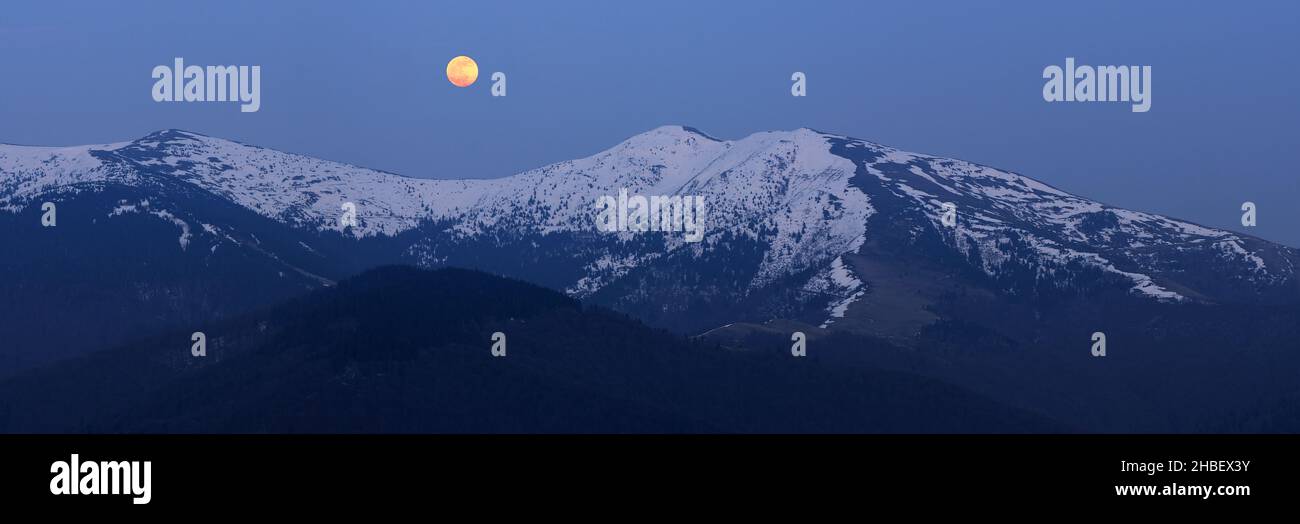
[3,127,1297,333]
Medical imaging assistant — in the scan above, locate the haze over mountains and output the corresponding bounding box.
[2,126,1299,432]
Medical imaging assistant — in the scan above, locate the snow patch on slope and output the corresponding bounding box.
[805,255,867,328]
[106,198,192,250]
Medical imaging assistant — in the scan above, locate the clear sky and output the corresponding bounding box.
[2,0,1297,246]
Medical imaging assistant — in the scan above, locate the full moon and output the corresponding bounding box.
[446,56,479,87]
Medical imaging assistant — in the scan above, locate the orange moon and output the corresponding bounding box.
[446,56,479,87]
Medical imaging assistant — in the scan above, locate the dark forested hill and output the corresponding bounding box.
[0,266,1061,433]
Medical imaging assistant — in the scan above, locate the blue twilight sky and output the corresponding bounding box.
[1,0,1297,245]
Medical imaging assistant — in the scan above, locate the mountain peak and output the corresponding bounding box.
[626,125,723,143]
[679,126,723,142]
[138,129,209,142]
[794,126,837,137]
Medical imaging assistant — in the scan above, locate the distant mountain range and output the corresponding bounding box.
[3,127,1300,432]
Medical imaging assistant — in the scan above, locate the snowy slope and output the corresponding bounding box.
[3,127,1297,332]
[838,137,1296,304]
